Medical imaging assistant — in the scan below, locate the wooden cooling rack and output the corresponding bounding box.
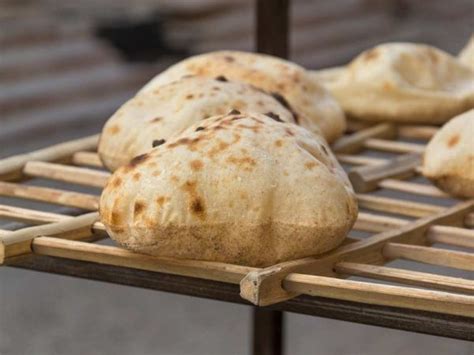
[1,122,473,340]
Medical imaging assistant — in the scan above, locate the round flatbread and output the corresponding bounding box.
[458,35,474,70]
[100,112,358,266]
[311,43,474,124]
[423,109,474,198]
[98,76,296,171]
[139,50,346,143]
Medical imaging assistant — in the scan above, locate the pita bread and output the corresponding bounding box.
[423,109,474,198]
[100,112,357,267]
[98,76,296,171]
[312,43,474,123]
[458,35,474,70]
[139,50,346,143]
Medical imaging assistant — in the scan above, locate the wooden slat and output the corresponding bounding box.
[337,154,446,198]
[355,213,474,251]
[349,153,421,192]
[0,204,106,234]
[1,212,99,245]
[31,237,253,284]
[383,243,474,271]
[0,134,99,181]
[378,179,449,198]
[364,138,425,154]
[72,151,103,168]
[282,273,474,317]
[335,262,474,295]
[356,194,441,218]
[357,194,474,228]
[336,154,386,166]
[0,204,67,224]
[339,157,445,200]
[397,125,438,140]
[0,212,101,263]
[23,161,109,188]
[332,124,397,153]
[0,181,99,210]
[354,212,406,232]
[427,225,474,249]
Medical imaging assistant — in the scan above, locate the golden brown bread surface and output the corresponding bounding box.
[140,50,346,143]
[423,109,474,198]
[312,43,474,124]
[98,76,295,171]
[100,112,357,266]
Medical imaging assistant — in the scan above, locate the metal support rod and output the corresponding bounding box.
[254,1,289,353]
[252,308,284,355]
[255,0,290,58]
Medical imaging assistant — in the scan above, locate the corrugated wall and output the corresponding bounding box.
[1,0,472,155]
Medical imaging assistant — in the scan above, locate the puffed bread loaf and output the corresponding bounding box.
[100,112,357,266]
[98,76,296,171]
[140,50,346,143]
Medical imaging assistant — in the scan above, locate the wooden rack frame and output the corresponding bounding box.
[1,1,473,354]
[1,121,473,341]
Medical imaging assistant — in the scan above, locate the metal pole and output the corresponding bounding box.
[255,0,290,58]
[252,307,284,355]
[253,1,289,354]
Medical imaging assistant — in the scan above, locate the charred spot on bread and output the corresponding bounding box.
[151,117,162,123]
[111,208,122,227]
[180,180,207,219]
[156,196,166,207]
[111,177,122,188]
[270,92,299,123]
[190,159,204,171]
[226,155,257,171]
[152,139,166,147]
[363,48,379,61]
[190,198,206,218]
[215,75,228,82]
[223,55,235,62]
[133,201,146,218]
[186,94,194,99]
[320,144,329,155]
[228,109,241,115]
[128,153,149,167]
[132,172,141,181]
[447,134,460,148]
[108,124,121,135]
[195,126,205,132]
[168,137,202,151]
[264,112,283,122]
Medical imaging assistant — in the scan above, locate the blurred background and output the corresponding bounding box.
[1,0,473,354]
